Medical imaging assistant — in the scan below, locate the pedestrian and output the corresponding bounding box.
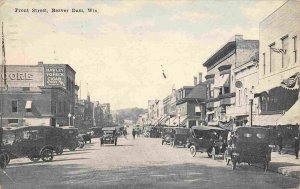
[295,136,299,159]
[132,129,136,140]
[277,133,283,154]
[123,129,128,140]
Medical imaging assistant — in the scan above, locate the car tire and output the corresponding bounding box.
[69,142,77,151]
[4,153,10,165]
[162,140,164,145]
[41,148,54,162]
[0,154,7,169]
[56,146,64,155]
[207,148,213,158]
[189,145,197,157]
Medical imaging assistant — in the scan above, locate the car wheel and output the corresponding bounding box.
[4,153,10,165]
[56,146,64,155]
[41,148,53,162]
[162,140,164,145]
[69,142,77,151]
[207,148,213,158]
[0,154,7,169]
[79,141,84,148]
[189,145,197,157]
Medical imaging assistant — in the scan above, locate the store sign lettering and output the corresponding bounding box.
[44,65,65,87]
[0,72,33,80]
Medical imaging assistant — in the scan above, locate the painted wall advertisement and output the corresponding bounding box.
[44,64,66,87]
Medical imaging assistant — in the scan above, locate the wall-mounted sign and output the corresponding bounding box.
[235,80,243,88]
[44,64,66,87]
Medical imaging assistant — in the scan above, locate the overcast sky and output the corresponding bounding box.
[0,0,285,110]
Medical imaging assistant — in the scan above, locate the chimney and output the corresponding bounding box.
[198,72,202,83]
[194,76,197,86]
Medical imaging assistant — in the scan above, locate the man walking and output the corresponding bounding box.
[132,129,136,140]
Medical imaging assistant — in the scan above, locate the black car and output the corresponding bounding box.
[100,127,118,146]
[170,128,190,147]
[186,126,228,159]
[1,126,62,164]
[60,126,80,151]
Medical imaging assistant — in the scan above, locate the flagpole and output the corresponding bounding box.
[1,22,4,128]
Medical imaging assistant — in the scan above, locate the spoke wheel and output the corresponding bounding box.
[56,146,63,155]
[190,145,197,157]
[207,148,212,158]
[41,149,53,162]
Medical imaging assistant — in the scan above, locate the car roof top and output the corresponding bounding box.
[191,126,224,131]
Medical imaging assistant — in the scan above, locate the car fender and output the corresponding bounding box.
[40,145,55,154]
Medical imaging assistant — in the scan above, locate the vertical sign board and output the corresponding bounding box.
[44,64,66,88]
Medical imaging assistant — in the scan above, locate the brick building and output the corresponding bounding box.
[0,62,76,127]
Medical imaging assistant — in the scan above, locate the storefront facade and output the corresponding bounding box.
[0,62,76,127]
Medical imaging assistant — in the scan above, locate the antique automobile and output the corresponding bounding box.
[1,126,62,163]
[186,126,227,158]
[144,127,161,138]
[60,126,80,151]
[224,127,272,171]
[89,127,103,138]
[100,127,118,146]
[161,127,175,145]
[170,128,190,147]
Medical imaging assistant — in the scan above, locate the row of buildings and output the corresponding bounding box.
[0,61,112,131]
[137,0,300,129]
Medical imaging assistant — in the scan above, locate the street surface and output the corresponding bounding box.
[0,131,299,189]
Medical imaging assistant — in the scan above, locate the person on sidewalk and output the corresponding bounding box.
[277,133,283,154]
[132,129,136,140]
[295,136,299,159]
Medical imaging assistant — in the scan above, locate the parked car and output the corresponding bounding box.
[224,127,272,171]
[100,127,118,146]
[60,126,80,151]
[170,128,190,147]
[161,127,175,145]
[186,126,227,158]
[1,126,62,163]
[144,127,161,138]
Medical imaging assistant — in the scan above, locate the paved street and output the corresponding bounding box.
[0,132,299,189]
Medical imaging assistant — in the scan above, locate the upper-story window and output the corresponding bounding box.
[281,35,289,68]
[12,100,18,113]
[269,43,275,73]
[293,36,297,63]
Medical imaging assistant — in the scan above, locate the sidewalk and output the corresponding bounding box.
[267,150,300,179]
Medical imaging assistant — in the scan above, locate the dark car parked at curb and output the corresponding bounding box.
[161,127,175,145]
[79,133,92,144]
[1,126,62,164]
[100,127,118,146]
[170,128,190,148]
[60,126,81,151]
[224,127,272,171]
[186,126,228,159]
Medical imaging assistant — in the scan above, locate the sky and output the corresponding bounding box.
[0,0,285,110]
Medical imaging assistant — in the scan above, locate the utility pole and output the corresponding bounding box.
[1,22,7,128]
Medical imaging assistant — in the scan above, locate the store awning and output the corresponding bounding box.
[277,99,300,125]
[252,114,283,127]
[25,101,32,109]
[213,74,229,88]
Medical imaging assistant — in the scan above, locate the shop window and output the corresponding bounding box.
[8,119,18,124]
[12,100,18,112]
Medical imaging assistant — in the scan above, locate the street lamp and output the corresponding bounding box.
[68,113,71,126]
[72,115,75,126]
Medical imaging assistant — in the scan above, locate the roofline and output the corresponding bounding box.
[259,0,289,25]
